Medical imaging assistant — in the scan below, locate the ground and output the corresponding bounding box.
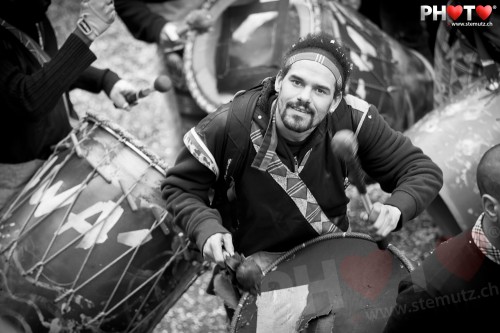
[47,2,442,332]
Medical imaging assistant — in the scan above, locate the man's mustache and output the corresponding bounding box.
[286,101,312,114]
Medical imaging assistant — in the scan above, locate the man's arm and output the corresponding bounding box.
[161,148,229,252]
[357,105,444,227]
[161,106,232,255]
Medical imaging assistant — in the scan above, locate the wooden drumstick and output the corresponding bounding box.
[331,129,391,250]
[124,75,172,105]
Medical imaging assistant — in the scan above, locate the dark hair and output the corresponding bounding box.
[477,144,500,200]
[279,32,353,96]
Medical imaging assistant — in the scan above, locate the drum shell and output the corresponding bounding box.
[183,0,434,132]
[318,1,434,130]
[404,81,500,235]
[230,232,413,333]
[0,115,204,332]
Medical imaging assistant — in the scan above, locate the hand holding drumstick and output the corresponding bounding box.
[331,130,399,250]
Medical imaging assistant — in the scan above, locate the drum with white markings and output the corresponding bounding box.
[0,113,207,333]
[230,232,413,333]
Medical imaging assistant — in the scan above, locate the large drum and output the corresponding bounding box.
[0,114,208,332]
[230,232,413,333]
[405,80,500,237]
[182,0,434,131]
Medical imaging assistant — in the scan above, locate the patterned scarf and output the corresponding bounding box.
[472,213,500,265]
[249,110,339,235]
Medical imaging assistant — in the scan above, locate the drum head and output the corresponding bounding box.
[230,232,413,333]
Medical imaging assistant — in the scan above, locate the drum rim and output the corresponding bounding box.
[228,231,414,332]
[183,0,321,114]
[82,112,169,176]
[261,231,413,275]
[183,0,238,114]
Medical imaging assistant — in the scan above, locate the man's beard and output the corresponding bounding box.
[279,101,315,133]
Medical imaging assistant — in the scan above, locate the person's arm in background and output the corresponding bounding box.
[114,0,168,44]
[0,0,138,116]
[115,0,214,45]
[72,66,137,111]
[73,0,139,111]
[0,28,97,120]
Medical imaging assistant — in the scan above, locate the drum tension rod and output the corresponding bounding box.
[177,232,192,261]
[70,132,83,158]
[119,180,138,212]
[150,205,170,235]
[86,159,112,183]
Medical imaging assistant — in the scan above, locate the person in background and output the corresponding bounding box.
[161,31,443,320]
[0,0,140,209]
[115,0,210,47]
[115,0,213,114]
[383,143,500,332]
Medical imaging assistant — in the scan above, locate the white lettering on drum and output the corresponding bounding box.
[30,180,81,217]
[58,201,124,250]
[24,155,58,193]
[117,229,152,247]
[256,285,309,333]
[256,259,345,332]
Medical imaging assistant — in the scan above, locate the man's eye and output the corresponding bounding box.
[316,88,326,94]
[291,79,302,86]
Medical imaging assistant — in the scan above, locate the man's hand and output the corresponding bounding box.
[159,9,213,44]
[77,0,116,42]
[366,202,401,238]
[203,233,235,266]
[108,79,138,111]
[185,9,213,33]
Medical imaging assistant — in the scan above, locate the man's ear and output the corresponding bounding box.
[482,194,499,221]
[275,71,283,93]
[329,93,342,112]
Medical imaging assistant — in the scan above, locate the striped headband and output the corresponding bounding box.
[285,48,344,89]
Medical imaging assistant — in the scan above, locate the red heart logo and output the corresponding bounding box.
[447,5,463,21]
[340,250,393,300]
[435,232,484,281]
[476,5,492,20]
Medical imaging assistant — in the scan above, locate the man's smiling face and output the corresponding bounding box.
[275,60,338,140]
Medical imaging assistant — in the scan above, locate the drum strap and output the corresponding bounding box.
[0,18,79,128]
[211,81,263,232]
[214,82,364,232]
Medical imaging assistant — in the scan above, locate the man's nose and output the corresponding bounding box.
[297,87,312,103]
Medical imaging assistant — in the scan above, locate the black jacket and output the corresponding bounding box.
[162,84,443,255]
[384,223,500,332]
[0,4,120,163]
